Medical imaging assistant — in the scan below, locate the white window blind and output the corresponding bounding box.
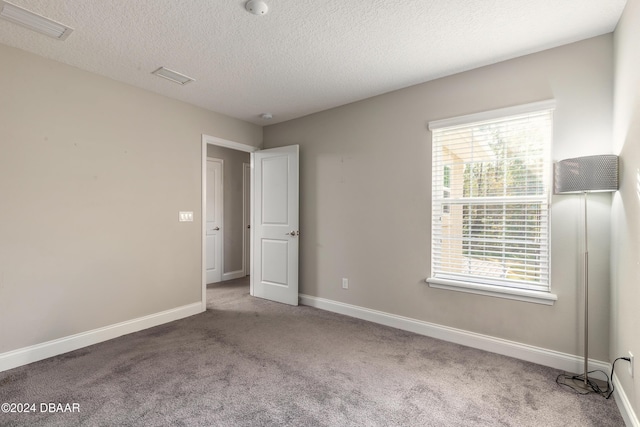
[429,103,553,293]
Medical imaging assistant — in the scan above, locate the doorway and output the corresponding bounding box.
[201,135,257,310]
[201,136,300,310]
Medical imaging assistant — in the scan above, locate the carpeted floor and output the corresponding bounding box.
[0,278,625,426]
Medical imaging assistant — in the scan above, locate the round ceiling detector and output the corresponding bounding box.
[261,113,273,120]
[245,0,268,15]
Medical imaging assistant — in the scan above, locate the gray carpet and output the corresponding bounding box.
[0,278,625,426]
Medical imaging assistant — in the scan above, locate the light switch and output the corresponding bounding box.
[179,211,193,222]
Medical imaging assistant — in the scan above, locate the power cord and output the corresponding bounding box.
[556,356,631,398]
[604,357,631,399]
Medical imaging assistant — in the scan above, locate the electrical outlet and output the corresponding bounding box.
[629,352,634,378]
[342,278,348,290]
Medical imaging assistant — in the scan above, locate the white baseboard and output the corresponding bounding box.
[0,302,204,373]
[222,270,246,281]
[613,373,640,427]
[299,294,610,381]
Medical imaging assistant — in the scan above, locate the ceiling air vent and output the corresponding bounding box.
[151,67,195,85]
[0,1,73,40]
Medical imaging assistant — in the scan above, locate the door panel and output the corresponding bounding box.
[261,156,289,223]
[206,234,219,274]
[252,145,299,305]
[261,239,289,285]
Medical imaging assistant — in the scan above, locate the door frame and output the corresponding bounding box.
[243,162,251,277]
[201,135,258,311]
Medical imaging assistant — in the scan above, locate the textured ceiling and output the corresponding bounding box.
[0,0,627,125]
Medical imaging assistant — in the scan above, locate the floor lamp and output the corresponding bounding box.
[554,154,619,393]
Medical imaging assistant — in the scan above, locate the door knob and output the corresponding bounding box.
[213,227,220,231]
[286,230,299,236]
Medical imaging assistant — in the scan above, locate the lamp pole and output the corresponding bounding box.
[583,192,589,387]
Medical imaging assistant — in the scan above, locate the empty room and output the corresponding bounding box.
[0,0,639,425]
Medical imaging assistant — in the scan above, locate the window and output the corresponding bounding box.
[427,101,557,305]
[442,165,451,214]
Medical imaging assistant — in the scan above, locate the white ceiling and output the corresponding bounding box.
[0,0,627,125]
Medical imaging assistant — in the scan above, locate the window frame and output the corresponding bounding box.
[426,100,558,305]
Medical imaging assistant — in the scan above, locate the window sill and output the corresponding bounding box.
[426,278,557,306]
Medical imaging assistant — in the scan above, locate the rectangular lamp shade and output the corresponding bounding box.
[554,154,619,194]
[0,1,73,40]
[151,67,195,85]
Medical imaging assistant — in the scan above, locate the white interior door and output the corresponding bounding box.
[243,162,251,276]
[252,145,299,305]
[206,158,223,284]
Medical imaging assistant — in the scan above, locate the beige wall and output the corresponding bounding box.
[0,44,261,353]
[264,35,614,360]
[206,145,250,275]
[612,0,640,417]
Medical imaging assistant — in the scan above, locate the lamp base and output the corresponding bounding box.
[556,373,609,394]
